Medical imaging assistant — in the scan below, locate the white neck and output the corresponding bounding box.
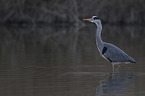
[95,21,103,52]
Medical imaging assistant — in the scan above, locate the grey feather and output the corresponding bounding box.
[102,42,136,63]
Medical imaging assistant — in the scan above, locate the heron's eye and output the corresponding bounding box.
[93,17,99,20]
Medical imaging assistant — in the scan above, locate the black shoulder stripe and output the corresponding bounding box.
[102,47,107,55]
[107,57,112,62]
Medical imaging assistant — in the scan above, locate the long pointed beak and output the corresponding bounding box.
[83,18,92,21]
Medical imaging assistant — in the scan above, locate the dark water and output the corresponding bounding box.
[0,25,145,96]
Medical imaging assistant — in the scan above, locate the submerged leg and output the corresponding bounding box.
[116,64,120,70]
[112,63,115,72]
[112,63,120,72]
[114,64,120,72]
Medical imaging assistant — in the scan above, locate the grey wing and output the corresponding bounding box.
[102,43,136,63]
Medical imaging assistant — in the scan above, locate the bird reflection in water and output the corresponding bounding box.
[96,72,135,96]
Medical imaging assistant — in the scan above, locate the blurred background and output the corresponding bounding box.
[0,0,145,96]
[0,0,145,25]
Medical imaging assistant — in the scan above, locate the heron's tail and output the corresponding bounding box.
[129,57,136,63]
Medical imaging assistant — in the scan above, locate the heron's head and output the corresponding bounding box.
[83,16,101,25]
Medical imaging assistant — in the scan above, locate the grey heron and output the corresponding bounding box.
[83,16,136,71]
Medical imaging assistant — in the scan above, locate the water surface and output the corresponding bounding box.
[0,25,145,96]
